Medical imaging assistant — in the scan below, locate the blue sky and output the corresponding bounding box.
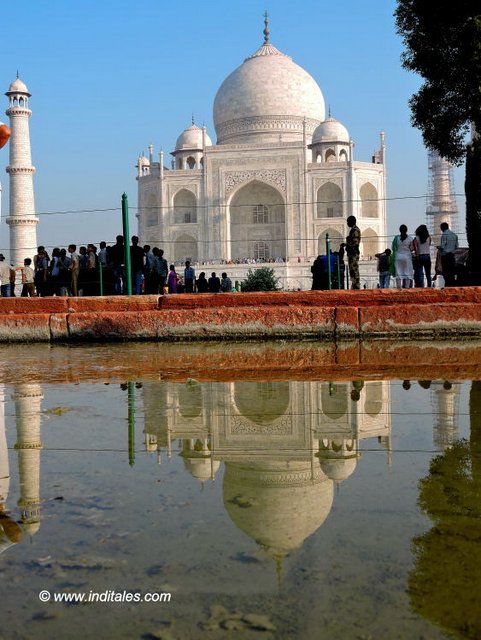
[0,0,466,254]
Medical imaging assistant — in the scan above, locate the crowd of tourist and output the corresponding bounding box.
[377,221,459,289]
[0,235,236,297]
[312,216,461,291]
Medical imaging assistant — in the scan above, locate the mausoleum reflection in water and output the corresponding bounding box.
[0,370,477,639]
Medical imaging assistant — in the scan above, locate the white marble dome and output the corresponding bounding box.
[312,116,349,144]
[223,461,334,556]
[175,124,212,151]
[6,77,30,95]
[213,41,325,145]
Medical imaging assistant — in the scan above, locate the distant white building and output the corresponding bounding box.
[136,17,387,285]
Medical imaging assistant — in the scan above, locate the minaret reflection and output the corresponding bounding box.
[142,378,392,559]
[13,384,43,537]
[0,383,43,554]
[430,381,460,450]
[409,380,481,638]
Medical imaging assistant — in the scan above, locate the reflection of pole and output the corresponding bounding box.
[326,233,332,290]
[128,381,135,467]
[121,193,132,296]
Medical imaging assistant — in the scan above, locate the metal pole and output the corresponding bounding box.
[326,233,332,290]
[337,254,341,289]
[121,193,132,296]
[99,261,103,296]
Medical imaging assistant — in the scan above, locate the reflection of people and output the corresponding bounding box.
[417,380,432,390]
[402,380,411,390]
[345,216,361,289]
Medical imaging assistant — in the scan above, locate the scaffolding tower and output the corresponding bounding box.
[425,150,459,246]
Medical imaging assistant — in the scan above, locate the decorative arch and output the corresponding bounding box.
[178,383,202,418]
[186,156,196,169]
[317,182,343,218]
[339,149,348,162]
[229,180,286,261]
[360,183,378,217]
[325,149,336,162]
[145,193,158,227]
[361,227,379,257]
[364,382,383,417]
[233,382,290,424]
[318,228,343,254]
[321,382,348,420]
[174,233,198,263]
[173,189,197,224]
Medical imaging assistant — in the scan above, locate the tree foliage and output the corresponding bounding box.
[240,267,280,292]
[395,1,481,164]
[395,2,481,278]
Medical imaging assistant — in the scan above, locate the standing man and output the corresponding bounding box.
[157,249,168,294]
[0,255,12,297]
[346,215,361,289]
[68,244,80,297]
[184,261,196,293]
[437,222,458,287]
[130,236,145,295]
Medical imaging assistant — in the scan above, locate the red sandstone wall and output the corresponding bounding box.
[0,288,480,342]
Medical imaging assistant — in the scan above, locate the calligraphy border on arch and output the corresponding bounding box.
[224,169,287,196]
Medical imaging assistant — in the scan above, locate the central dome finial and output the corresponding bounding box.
[263,10,270,44]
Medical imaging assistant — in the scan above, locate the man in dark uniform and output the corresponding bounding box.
[346,215,361,289]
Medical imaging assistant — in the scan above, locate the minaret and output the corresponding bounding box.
[426,150,459,247]
[5,76,38,267]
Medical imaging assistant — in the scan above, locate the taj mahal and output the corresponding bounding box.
[136,15,387,288]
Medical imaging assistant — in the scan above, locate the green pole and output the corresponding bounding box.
[326,233,332,290]
[99,261,104,296]
[122,193,132,296]
[128,381,135,467]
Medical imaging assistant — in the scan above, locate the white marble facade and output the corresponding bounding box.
[136,20,387,273]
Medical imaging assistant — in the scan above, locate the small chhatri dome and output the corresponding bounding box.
[213,15,325,145]
[312,116,350,145]
[175,123,212,151]
[6,76,31,97]
[319,457,357,482]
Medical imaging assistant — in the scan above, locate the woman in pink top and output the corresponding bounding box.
[167,264,178,294]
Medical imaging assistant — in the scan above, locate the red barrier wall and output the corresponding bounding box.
[0,287,479,342]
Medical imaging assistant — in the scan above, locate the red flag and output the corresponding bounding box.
[0,122,11,149]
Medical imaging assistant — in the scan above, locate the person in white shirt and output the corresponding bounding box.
[437,222,459,287]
